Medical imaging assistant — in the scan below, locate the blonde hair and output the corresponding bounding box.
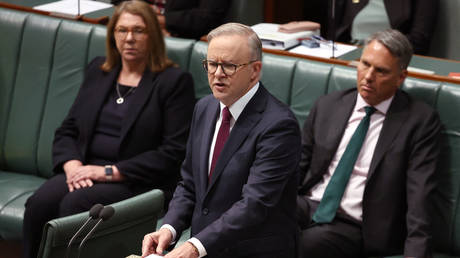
[101,0,173,72]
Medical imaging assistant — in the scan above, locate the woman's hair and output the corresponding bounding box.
[101,0,173,72]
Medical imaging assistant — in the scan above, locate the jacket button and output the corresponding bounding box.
[202,208,209,215]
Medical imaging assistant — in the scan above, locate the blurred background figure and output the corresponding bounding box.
[22,1,195,257]
[113,0,232,39]
[304,0,438,55]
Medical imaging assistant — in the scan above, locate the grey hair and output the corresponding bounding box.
[207,22,262,61]
[365,29,413,70]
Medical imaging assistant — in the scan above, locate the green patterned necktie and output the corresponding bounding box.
[313,106,376,223]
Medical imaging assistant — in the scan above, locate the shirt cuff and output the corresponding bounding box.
[159,224,177,243]
[187,237,207,258]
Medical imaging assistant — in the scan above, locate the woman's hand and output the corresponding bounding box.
[63,161,125,192]
[71,165,105,185]
[63,160,88,192]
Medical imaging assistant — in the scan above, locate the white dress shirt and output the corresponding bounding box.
[308,93,393,221]
[162,82,260,257]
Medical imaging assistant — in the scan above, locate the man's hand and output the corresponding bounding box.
[142,228,173,257]
[164,242,199,258]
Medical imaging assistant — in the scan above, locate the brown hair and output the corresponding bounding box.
[101,0,173,72]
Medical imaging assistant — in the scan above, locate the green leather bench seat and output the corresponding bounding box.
[0,173,46,239]
[1,7,460,257]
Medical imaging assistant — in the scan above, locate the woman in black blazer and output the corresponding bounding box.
[22,1,195,257]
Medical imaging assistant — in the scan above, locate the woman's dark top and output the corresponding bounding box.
[88,84,136,165]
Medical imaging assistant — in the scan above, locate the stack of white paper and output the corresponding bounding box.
[251,23,318,50]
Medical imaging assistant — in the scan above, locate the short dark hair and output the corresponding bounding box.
[365,29,413,70]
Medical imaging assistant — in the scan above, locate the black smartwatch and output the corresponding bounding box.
[105,165,113,181]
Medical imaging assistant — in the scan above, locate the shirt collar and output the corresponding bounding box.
[219,82,260,121]
[355,92,394,115]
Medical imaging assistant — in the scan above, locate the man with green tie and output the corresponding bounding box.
[297,29,441,258]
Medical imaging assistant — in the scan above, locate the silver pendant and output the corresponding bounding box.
[116,97,124,104]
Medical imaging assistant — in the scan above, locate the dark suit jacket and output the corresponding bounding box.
[326,0,438,54]
[164,0,231,39]
[163,85,301,258]
[298,88,441,257]
[52,57,195,197]
[112,0,230,39]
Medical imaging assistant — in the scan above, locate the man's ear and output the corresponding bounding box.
[398,69,408,87]
[250,61,262,81]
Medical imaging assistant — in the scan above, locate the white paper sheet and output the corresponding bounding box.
[145,254,163,258]
[289,43,357,59]
[34,0,112,16]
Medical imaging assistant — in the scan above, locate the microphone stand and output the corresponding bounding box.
[331,0,336,58]
[76,206,115,258]
[76,219,103,258]
[66,204,103,258]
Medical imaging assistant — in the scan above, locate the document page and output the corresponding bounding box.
[290,43,357,59]
[34,0,112,16]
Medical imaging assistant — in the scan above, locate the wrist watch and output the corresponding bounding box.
[105,165,113,181]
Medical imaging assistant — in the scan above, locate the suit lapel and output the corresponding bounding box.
[199,99,220,193]
[206,86,267,193]
[367,91,408,179]
[119,69,158,145]
[322,91,357,170]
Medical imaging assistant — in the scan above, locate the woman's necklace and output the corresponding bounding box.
[116,83,136,104]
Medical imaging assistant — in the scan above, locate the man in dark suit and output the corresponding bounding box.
[321,0,438,54]
[297,29,441,258]
[113,0,232,39]
[142,23,301,258]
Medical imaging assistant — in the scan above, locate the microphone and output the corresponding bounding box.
[66,204,104,258]
[76,206,115,258]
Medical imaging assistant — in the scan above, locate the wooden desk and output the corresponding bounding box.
[339,47,460,84]
[262,45,460,84]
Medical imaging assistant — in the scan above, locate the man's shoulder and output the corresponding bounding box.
[265,91,297,118]
[396,89,438,116]
[313,88,357,108]
[196,94,216,107]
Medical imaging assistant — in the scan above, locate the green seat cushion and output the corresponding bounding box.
[0,171,46,239]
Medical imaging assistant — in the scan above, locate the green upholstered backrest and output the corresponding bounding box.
[0,8,107,178]
[290,60,332,127]
[434,83,460,255]
[261,54,297,105]
[38,189,164,258]
[0,9,28,170]
[2,11,62,175]
[165,36,195,71]
[187,41,210,99]
[327,66,357,93]
[401,78,442,108]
